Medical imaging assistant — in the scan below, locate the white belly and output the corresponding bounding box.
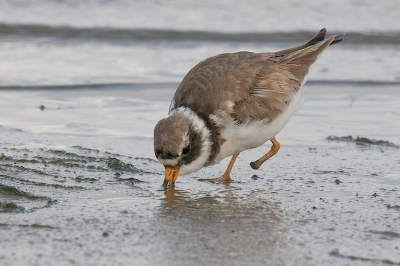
[212,92,303,164]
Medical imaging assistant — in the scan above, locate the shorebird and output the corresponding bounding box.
[154,28,344,187]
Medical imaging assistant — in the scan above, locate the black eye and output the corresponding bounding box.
[155,149,161,157]
[182,145,191,155]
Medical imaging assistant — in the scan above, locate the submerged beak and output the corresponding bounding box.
[163,167,179,187]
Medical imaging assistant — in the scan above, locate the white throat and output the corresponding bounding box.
[169,107,212,175]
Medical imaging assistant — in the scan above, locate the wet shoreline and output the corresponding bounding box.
[1,85,400,265]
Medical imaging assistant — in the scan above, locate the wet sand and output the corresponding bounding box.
[1,84,400,265]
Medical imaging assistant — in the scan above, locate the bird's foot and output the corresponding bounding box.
[250,161,261,169]
[250,138,281,169]
[199,173,233,183]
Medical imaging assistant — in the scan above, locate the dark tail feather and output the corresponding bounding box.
[330,34,345,46]
[303,28,344,48]
[274,28,344,57]
[303,28,327,48]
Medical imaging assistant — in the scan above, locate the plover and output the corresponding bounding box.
[154,28,344,187]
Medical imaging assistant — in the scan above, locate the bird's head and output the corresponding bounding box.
[154,109,211,187]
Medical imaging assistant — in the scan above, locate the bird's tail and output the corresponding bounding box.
[272,28,344,88]
[275,28,344,57]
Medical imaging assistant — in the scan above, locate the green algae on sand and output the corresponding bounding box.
[327,135,399,148]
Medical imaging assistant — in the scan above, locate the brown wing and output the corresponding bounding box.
[171,51,275,119]
[171,29,344,123]
[232,32,343,122]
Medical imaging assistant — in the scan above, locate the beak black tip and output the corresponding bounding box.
[162,179,175,188]
[163,179,169,187]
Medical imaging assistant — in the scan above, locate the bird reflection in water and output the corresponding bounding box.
[154,182,284,264]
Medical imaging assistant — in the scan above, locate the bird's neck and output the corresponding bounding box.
[170,107,217,173]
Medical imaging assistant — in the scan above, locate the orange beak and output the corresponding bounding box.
[163,167,179,187]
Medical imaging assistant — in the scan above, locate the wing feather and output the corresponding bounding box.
[171,29,344,123]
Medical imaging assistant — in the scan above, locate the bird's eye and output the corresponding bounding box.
[182,145,191,155]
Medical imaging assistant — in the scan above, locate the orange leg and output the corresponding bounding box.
[199,153,240,182]
[250,138,280,169]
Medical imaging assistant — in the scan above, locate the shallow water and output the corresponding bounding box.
[1,0,400,86]
[1,85,399,265]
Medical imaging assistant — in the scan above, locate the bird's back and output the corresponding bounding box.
[170,29,344,124]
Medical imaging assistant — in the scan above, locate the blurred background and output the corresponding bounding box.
[0,0,399,87]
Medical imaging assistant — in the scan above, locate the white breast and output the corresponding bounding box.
[211,91,303,164]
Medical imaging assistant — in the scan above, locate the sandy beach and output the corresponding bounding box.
[1,84,399,265]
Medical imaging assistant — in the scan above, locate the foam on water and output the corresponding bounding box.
[0,0,399,32]
[0,0,399,86]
